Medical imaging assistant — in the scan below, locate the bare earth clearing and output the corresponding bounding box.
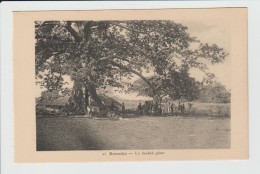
[36,116,230,151]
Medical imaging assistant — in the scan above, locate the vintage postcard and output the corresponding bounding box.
[13,8,248,162]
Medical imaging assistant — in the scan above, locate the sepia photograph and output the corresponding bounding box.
[2,0,259,173]
[12,7,248,163]
[35,19,231,151]
[4,0,260,173]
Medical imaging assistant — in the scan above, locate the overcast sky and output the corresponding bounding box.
[181,19,231,90]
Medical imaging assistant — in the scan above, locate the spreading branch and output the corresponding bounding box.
[64,21,83,43]
[108,60,155,92]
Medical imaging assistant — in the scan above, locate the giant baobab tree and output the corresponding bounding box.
[35,20,228,115]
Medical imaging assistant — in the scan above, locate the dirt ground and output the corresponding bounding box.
[36,116,230,151]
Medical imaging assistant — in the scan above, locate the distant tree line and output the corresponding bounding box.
[198,83,230,103]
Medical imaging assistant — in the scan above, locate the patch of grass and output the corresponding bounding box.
[189,103,230,117]
[36,116,231,151]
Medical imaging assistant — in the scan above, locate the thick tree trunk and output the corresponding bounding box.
[87,83,104,107]
[86,82,107,117]
[68,79,106,116]
[67,79,85,115]
[63,22,107,116]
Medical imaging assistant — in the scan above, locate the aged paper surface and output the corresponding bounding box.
[13,8,248,162]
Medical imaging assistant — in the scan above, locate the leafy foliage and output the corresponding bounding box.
[130,69,201,101]
[35,20,228,110]
[198,83,231,103]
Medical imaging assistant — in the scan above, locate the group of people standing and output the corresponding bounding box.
[109,100,192,116]
[136,101,189,116]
